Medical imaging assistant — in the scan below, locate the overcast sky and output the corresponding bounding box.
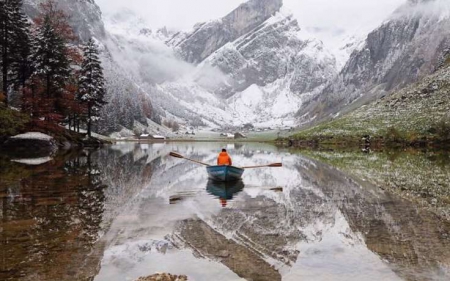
[96,0,407,43]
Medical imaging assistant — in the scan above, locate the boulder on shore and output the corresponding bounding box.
[2,132,57,158]
[234,132,247,139]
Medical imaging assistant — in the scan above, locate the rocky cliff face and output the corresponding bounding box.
[23,0,105,41]
[168,0,283,64]
[298,0,450,124]
[202,13,336,98]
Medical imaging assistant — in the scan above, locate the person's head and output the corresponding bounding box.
[220,198,227,208]
[222,149,227,153]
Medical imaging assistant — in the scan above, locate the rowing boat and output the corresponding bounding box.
[206,165,244,182]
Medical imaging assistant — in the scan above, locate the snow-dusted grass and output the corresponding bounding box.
[293,66,450,142]
[63,127,113,141]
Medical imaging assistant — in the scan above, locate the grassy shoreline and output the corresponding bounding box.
[282,65,450,149]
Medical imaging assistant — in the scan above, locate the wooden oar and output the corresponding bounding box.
[169,152,210,166]
[241,163,283,169]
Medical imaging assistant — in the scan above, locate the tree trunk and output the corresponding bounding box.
[87,150,92,182]
[46,74,50,98]
[2,15,9,107]
[87,105,92,137]
[31,78,36,118]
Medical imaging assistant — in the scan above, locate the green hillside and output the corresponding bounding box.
[291,65,450,147]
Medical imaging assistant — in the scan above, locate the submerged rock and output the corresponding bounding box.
[135,273,188,281]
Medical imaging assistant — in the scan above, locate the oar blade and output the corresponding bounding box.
[241,163,283,169]
[169,152,184,159]
[269,163,283,167]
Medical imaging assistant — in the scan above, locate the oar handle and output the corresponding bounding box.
[187,159,210,166]
[169,152,210,166]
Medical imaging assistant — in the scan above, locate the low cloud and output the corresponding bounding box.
[391,0,450,19]
[97,0,246,31]
[284,0,406,37]
[106,30,228,89]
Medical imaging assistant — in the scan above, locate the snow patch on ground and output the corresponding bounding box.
[11,132,53,141]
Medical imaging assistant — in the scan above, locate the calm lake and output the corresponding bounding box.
[1,142,450,281]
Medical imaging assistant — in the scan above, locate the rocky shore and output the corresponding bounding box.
[0,131,109,159]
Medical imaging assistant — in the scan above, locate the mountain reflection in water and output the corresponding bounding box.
[1,142,450,281]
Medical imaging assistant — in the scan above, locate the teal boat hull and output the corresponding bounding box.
[206,180,245,199]
[206,166,244,182]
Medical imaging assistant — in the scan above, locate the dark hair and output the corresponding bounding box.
[222,149,227,152]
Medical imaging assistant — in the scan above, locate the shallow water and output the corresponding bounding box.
[1,142,450,281]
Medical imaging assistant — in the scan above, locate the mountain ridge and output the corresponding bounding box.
[297,0,450,126]
[167,0,283,64]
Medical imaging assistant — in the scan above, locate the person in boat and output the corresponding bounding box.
[217,149,232,166]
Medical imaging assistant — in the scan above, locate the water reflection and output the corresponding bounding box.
[0,151,106,281]
[1,143,450,281]
[206,180,245,208]
[94,143,450,281]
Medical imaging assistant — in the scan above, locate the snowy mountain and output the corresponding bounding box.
[23,0,447,133]
[297,0,450,125]
[100,0,338,129]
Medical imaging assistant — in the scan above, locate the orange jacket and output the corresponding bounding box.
[217,152,232,166]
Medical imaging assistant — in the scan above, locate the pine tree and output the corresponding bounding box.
[78,39,106,137]
[30,12,71,119]
[10,0,31,91]
[0,0,31,107]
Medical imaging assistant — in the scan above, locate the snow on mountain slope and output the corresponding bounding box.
[164,3,338,127]
[228,82,302,127]
[199,9,337,98]
[297,0,450,126]
[100,0,340,129]
[297,26,367,71]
